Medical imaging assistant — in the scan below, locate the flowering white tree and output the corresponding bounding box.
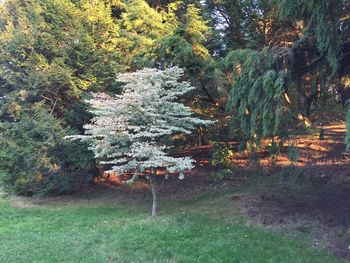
[68,67,212,216]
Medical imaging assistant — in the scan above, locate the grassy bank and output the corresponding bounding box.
[0,185,345,263]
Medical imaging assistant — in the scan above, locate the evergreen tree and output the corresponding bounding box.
[0,105,94,194]
[224,0,350,151]
[0,0,124,193]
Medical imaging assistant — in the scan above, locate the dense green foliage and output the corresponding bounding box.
[0,0,219,194]
[0,106,95,194]
[226,48,291,146]
[0,0,122,193]
[0,0,349,193]
[277,0,343,74]
[222,0,350,151]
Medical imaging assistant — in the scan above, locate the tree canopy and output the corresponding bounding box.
[0,0,349,194]
[67,67,212,215]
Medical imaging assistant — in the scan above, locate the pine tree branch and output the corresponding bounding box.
[200,83,225,112]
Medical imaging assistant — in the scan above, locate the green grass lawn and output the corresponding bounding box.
[0,185,346,263]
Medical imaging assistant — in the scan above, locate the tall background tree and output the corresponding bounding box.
[0,0,125,193]
[220,0,350,152]
[0,0,349,194]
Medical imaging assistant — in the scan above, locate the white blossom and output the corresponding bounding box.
[67,67,212,176]
[178,172,185,180]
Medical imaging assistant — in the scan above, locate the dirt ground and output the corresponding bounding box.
[233,122,350,258]
[95,121,350,259]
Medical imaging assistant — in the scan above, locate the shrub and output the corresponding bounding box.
[211,142,233,168]
[0,106,95,195]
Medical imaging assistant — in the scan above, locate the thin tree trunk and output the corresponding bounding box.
[149,173,157,216]
[197,126,205,146]
[151,188,157,216]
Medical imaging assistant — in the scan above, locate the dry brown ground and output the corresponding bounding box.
[232,122,350,258]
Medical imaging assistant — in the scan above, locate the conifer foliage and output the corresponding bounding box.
[68,67,212,215]
[226,48,291,146]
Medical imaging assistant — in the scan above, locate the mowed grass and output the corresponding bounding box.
[0,188,346,263]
